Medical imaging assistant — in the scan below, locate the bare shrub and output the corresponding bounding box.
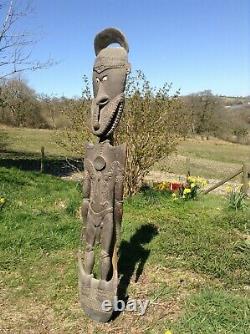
[115,70,183,196]
[56,76,95,159]
[59,71,184,196]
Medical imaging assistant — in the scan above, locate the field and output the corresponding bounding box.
[155,137,250,180]
[0,126,69,158]
[0,167,249,333]
[0,126,250,333]
[1,126,250,181]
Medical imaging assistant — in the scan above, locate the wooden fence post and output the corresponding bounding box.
[41,146,45,173]
[186,157,191,178]
[241,162,249,196]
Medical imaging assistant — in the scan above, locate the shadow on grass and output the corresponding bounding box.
[0,150,83,176]
[111,224,158,320]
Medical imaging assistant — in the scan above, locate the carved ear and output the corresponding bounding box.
[94,27,129,56]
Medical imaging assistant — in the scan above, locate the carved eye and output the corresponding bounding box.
[96,78,100,83]
[102,76,108,81]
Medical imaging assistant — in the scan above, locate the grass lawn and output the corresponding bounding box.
[0,167,249,333]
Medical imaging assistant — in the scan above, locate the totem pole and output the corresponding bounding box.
[78,28,130,322]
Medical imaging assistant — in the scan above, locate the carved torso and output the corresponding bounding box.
[84,141,126,213]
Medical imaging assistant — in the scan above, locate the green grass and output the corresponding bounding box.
[170,289,250,334]
[0,126,81,174]
[179,138,250,164]
[156,137,250,179]
[0,168,81,269]
[1,126,250,180]
[125,189,250,286]
[0,126,69,158]
[0,167,249,333]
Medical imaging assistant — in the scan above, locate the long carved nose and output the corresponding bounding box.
[95,84,109,107]
[93,86,109,130]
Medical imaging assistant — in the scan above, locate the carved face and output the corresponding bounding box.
[91,66,128,138]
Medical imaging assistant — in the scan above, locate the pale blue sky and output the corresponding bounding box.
[3,0,249,97]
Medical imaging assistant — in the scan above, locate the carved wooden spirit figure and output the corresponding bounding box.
[78,28,130,322]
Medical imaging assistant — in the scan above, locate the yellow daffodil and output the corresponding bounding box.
[0,197,5,204]
[188,176,207,187]
[226,185,233,193]
[183,188,191,194]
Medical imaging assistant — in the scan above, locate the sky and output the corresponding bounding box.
[2,0,249,97]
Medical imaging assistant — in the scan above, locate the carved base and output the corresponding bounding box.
[78,255,118,322]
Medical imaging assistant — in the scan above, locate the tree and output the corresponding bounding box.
[0,77,47,127]
[184,90,223,138]
[0,0,53,79]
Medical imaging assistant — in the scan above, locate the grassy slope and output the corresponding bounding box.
[155,138,250,179]
[0,126,68,158]
[0,167,249,333]
[1,126,250,179]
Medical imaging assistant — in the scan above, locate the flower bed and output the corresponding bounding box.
[154,176,207,200]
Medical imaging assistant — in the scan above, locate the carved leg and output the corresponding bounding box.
[85,217,96,275]
[100,213,114,281]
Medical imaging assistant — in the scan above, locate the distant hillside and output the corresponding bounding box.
[219,95,250,106]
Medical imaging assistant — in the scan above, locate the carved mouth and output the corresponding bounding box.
[104,101,123,137]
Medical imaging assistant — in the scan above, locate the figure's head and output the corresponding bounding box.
[91,28,130,139]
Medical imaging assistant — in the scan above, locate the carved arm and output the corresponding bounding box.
[81,170,90,223]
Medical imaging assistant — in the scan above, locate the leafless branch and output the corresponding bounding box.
[0,0,55,79]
